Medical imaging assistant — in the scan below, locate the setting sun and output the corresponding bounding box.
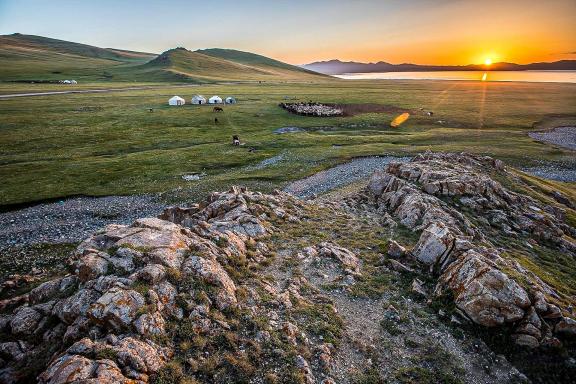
[484,58,493,66]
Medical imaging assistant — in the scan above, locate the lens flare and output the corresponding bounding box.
[390,112,410,127]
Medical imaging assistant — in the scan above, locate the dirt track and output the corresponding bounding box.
[0,84,201,99]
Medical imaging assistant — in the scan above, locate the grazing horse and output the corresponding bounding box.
[213,107,224,112]
[232,135,240,146]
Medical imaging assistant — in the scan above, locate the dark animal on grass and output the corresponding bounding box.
[214,118,219,124]
[213,107,224,112]
[427,111,434,116]
[148,108,153,112]
[233,135,240,146]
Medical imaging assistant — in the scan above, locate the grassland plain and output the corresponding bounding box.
[0,79,575,208]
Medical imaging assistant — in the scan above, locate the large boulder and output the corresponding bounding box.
[412,222,455,266]
[38,355,99,384]
[436,249,531,327]
[38,336,172,383]
[114,337,172,375]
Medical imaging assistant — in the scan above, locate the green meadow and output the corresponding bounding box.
[1,79,575,207]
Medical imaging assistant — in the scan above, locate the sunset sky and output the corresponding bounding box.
[0,0,575,65]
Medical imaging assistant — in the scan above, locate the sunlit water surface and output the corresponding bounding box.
[336,71,576,83]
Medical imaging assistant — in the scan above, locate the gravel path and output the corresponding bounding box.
[0,156,405,250]
[522,165,576,183]
[0,84,205,99]
[529,126,576,151]
[284,156,410,199]
[0,194,165,249]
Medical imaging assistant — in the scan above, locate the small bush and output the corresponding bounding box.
[151,361,185,384]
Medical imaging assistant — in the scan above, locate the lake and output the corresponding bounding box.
[336,70,576,83]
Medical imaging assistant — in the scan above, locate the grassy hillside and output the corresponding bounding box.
[0,33,155,62]
[0,33,156,81]
[0,34,327,83]
[0,79,574,207]
[116,48,328,82]
[198,48,323,75]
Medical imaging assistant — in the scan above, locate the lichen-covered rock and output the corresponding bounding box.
[75,250,110,282]
[364,152,576,349]
[29,276,77,304]
[412,222,455,266]
[182,256,237,310]
[134,312,166,336]
[134,264,166,284]
[114,337,172,375]
[52,288,100,324]
[38,336,171,383]
[38,355,98,384]
[436,249,531,326]
[317,242,361,275]
[88,288,145,331]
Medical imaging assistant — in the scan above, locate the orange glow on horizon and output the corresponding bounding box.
[267,1,576,66]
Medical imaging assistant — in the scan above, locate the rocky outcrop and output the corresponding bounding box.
[365,152,576,348]
[436,249,530,327]
[0,187,307,383]
[38,337,172,384]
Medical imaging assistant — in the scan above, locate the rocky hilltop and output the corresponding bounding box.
[0,153,575,383]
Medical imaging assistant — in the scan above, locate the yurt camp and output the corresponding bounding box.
[168,96,185,106]
[208,95,222,104]
[225,97,237,104]
[191,95,206,105]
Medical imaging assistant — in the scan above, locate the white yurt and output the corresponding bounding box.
[225,97,237,104]
[168,96,185,106]
[208,95,222,104]
[191,95,206,105]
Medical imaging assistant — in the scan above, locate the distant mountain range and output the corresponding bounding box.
[0,33,327,82]
[301,59,576,75]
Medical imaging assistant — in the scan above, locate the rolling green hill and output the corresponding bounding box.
[198,48,322,75]
[0,33,155,81]
[0,34,327,83]
[117,47,328,82]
